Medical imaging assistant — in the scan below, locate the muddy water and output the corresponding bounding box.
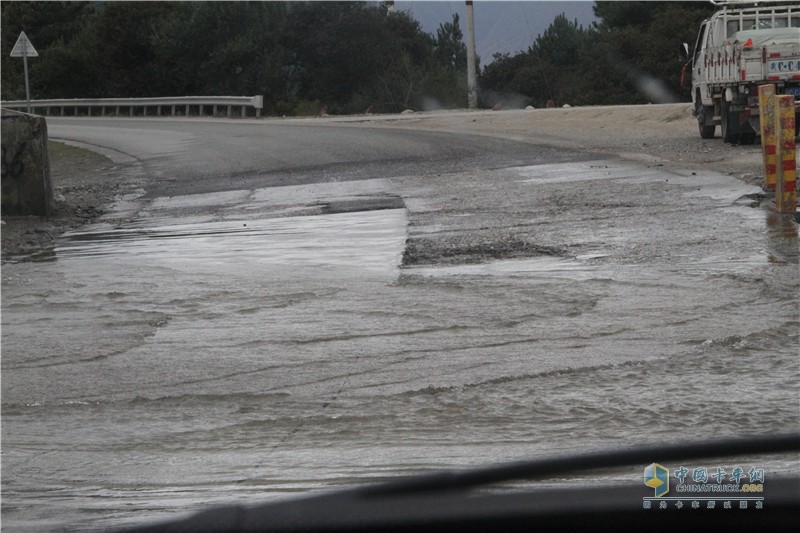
[2,163,798,531]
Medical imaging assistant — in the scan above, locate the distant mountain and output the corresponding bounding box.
[394,1,597,65]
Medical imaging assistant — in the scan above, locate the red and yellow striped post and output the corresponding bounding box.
[758,84,777,191]
[774,94,797,213]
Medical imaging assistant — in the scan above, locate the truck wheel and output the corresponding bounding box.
[721,100,739,144]
[696,102,716,139]
[699,115,716,139]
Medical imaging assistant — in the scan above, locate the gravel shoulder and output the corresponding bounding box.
[0,103,775,262]
[1,140,143,262]
[327,103,766,184]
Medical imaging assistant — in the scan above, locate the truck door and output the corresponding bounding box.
[693,21,709,105]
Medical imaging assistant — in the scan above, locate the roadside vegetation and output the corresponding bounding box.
[1,1,713,115]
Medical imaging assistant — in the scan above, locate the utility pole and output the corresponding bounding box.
[465,1,478,109]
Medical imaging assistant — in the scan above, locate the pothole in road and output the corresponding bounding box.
[733,192,766,208]
[313,195,405,215]
[402,237,567,267]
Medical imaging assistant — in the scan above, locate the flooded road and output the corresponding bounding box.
[2,119,798,531]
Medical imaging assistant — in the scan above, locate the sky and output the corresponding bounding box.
[394,1,599,63]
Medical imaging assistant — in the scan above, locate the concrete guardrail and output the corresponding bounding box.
[0,95,264,118]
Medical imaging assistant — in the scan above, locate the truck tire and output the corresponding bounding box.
[721,100,739,144]
[696,101,716,139]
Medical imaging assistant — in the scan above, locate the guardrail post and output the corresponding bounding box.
[758,84,777,191]
[774,94,797,213]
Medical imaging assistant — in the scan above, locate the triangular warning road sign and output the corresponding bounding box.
[10,31,38,58]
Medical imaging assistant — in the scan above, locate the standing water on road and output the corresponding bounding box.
[2,161,798,531]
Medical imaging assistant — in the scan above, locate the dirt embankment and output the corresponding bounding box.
[0,104,774,261]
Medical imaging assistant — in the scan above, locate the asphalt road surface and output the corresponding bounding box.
[48,117,584,196]
[2,116,797,531]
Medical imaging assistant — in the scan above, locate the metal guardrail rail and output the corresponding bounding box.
[0,95,264,118]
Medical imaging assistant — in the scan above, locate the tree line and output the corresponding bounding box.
[481,2,715,109]
[1,1,714,116]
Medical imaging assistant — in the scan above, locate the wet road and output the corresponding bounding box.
[2,117,798,531]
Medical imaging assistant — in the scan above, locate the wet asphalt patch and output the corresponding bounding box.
[316,195,405,215]
[402,237,566,267]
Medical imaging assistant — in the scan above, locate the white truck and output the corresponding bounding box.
[687,0,800,143]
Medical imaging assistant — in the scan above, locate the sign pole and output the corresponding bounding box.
[22,39,31,113]
[11,31,38,113]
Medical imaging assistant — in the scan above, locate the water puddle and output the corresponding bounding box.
[514,159,763,206]
[57,209,408,279]
[405,256,599,280]
[5,157,798,533]
[55,180,409,280]
[514,160,668,184]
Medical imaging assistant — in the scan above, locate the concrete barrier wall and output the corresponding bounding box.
[1,109,53,216]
